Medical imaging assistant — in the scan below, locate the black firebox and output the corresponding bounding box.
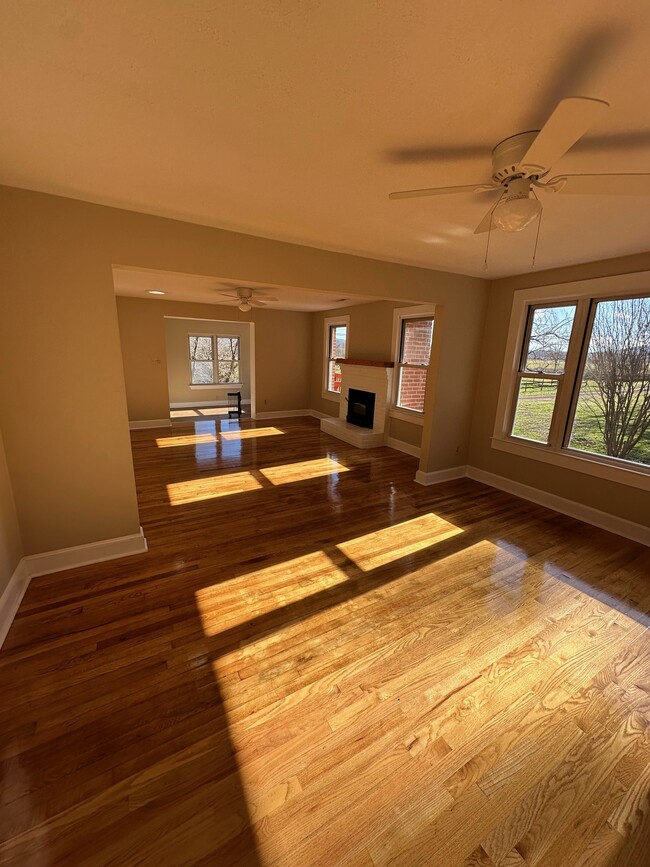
[346,388,376,429]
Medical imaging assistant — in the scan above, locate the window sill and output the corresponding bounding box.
[389,408,425,426]
[190,383,243,389]
[491,436,650,492]
[321,391,341,402]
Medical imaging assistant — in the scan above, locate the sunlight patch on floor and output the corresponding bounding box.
[220,427,284,440]
[259,457,349,485]
[166,471,263,505]
[156,433,218,448]
[336,513,463,572]
[195,550,349,639]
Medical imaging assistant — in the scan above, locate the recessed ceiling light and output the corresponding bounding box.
[147,290,166,295]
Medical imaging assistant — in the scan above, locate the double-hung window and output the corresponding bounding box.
[496,281,650,483]
[395,314,434,413]
[323,316,349,395]
[189,335,241,385]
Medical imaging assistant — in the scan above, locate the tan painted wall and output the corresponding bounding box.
[0,185,484,554]
[310,301,424,450]
[468,253,650,526]
[117,297,311,420]
[164,316,251,405]
[0,428,22,597]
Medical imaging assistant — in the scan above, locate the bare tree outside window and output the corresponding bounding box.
[216,337,240,384]
[524,306,575,374]
[511,305,576,443]
[189,335,241,385]
[569,296,650,464]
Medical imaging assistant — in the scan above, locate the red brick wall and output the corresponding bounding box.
[398,318,433,411]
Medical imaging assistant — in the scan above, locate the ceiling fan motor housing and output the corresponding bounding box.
[491,131,541,183]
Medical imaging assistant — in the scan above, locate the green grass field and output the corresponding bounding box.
[513,380,650,466]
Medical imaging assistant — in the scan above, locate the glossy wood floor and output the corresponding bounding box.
[1,416,650,866]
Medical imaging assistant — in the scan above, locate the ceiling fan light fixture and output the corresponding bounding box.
[238,300,251,312]
[493,178,542,232]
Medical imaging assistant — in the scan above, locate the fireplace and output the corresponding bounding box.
[346,388,375,429]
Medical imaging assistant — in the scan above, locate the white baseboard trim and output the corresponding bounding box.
[23,526,149,578]
[255,409,312,419]
[0,560,30,648]
[170,399,252,409]
[129,419,172,430]
[386,437,421,459]
[466,467,650,547]
[415,466,468,486]
[309,409,333,420]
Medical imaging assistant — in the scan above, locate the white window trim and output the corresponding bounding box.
[189,383,243,390]
[322,315,350,401]
[188,333,242,387]
[389,304,436,421]
[493,271,650,491]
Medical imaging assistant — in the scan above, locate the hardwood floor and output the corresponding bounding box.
[1,415,649,866]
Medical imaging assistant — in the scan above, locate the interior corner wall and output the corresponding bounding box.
[116,296,311,419]
[0,427,22,597]
[0,189,142,554]
[468,252,650,526]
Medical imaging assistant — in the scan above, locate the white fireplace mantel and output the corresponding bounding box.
[320,361,394,448]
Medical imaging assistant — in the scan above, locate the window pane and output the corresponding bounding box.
[189,336,213,361]
[400,318,434,365]
[329,325,347,360]
[511,377,559,443]
[218,360,240,383]
[524,305,576,374]
[329,360,342,393]
[191,361,214,384]
[398,367,428,412]
[568,296,650,466]
[216,337,240,361]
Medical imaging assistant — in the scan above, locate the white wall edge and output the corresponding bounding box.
[0,560,31,649]
[170,399,252,409]
[415,466,468,486]
[255,409,312,419]
[129,419,172,430]
[466,466,650,547]
[23,526,149,579]
[386,437,421,458]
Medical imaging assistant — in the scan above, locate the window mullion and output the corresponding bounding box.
[556,298,593,450]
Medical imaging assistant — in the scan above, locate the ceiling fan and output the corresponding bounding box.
[389,97,650,234]
[217,286,279,312]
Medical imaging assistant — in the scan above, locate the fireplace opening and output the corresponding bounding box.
[346,388,376,429]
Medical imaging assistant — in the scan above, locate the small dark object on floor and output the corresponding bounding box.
[228,391,242,418]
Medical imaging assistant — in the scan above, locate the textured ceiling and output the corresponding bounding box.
[2,1,650,278]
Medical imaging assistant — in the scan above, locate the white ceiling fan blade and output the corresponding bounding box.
[388,183,496,200]
[249,299,267,306]
[255,295,279,302]
[519,97,609,174]
[473,191,505,234]
[550,172,650,196]
[474,209,494,235]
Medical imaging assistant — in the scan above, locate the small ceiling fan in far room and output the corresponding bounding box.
[217,287,279,312]
[389,97,650,239]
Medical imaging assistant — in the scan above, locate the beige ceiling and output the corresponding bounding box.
[113,267,382,312]
[2,1,650,278]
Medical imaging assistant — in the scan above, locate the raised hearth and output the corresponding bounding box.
[320,361,393,449]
